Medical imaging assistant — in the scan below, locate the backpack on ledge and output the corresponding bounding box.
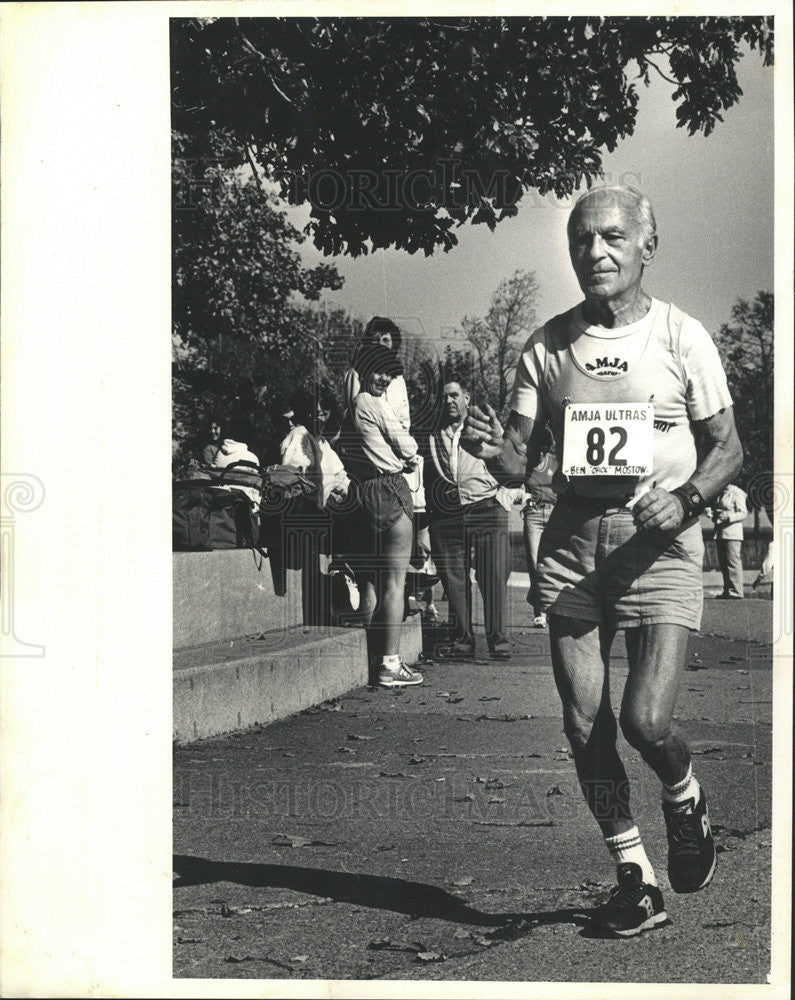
[172,483,262,553]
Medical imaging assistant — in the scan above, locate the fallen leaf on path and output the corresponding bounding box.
[484,918,535,941]
[290,955,308,963]
[546,785,565,797]
[416,951,447,962]
[488,796,506,804]
[455,794,475,803]
[347,734,375,741]
[446,697,465,704]
[479,696,501,702]
[368,938,426,953]
[453,928,470,938]
[271,834,339,848]
[452,876,474,886]
[337,746,356,754]
[379,770,407,778]
[408,755,426,765]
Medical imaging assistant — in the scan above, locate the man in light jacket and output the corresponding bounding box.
[711,483,748,599]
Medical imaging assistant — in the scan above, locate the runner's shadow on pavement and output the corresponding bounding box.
[173,854,591,933]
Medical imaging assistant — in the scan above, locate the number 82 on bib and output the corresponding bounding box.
[561,402,654,477]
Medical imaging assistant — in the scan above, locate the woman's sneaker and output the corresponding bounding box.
[663,790,717,893]
[591,863,668,937]
[374,661,424,688]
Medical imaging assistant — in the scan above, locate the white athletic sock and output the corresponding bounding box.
[381,654,401,670]
[662,764,701,806]
[604,827,657,886]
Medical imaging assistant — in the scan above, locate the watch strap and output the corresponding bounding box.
[670,481,706,520]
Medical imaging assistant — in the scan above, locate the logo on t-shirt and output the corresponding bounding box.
[584,356,628,378]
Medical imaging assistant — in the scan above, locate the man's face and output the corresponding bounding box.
[568,193,656,303]
[443,383,470,424]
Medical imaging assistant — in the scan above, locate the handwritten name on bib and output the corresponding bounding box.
[562,403,654,477]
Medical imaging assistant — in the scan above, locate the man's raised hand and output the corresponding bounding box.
[462,403,505,460]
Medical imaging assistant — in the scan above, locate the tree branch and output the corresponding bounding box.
[235,19,294,105]
[246,143,265,192]
[643,58,680,86]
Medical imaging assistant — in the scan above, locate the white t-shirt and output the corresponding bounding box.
[509,299,733,498]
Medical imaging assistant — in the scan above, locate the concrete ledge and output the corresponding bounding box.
[173,549,304,649]
[173,615,424,743]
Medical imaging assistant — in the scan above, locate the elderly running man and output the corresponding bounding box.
[462,185,742,937]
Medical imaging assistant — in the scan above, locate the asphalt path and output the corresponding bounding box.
[173,590,774,985]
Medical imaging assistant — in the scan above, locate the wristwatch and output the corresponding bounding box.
[670,481,706,521]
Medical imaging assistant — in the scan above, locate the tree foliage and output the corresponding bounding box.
[444,269,539,414]
[172,134,348,465]
[171,16,773,257]
[713,291,773,499]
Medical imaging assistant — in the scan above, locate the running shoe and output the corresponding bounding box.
[663,790,717,893]
[373,661,424,688]
[591,863,668,937]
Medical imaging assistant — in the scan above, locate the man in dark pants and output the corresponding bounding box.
[425,380,513,660]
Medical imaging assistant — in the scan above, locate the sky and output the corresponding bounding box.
[288,45,774,356]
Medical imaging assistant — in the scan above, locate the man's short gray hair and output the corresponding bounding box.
[568,185,657,243]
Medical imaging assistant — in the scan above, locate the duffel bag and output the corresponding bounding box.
[173,483,263,553]
[260,465,316,514]
[173,483,213,550]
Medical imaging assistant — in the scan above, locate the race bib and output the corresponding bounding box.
[562,402,654,477]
